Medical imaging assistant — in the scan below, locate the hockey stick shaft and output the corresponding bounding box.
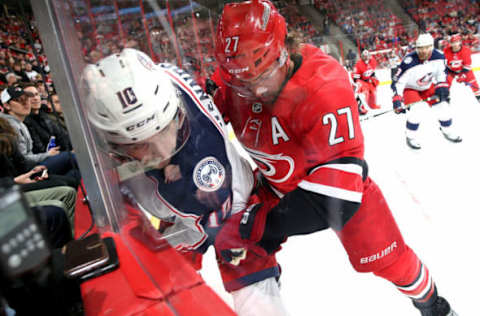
[360,95,440,122]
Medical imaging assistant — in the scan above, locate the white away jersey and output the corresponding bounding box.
[392,49,447,97]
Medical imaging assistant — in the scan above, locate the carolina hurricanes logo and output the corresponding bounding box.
[416,72,433,86]
[244,147,294,183]
[450,60,463,68]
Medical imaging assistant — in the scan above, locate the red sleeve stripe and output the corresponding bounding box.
[436,82,449,88]
[308,163,364,191]
[298,180,362,203]
[309,163,363,176]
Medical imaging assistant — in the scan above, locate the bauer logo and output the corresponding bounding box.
[360,241,397,264]
[193,157,225,192]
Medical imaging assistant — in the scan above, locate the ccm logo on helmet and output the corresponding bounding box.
[126,113,156,131]
[229,66,249,74]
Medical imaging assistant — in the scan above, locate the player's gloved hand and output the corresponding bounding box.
[434,83,450,102]
[214,196,274,266]
[392,95,405,114]
[369,77,379,87]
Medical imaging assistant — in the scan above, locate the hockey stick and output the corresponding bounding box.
[360,95,440,122]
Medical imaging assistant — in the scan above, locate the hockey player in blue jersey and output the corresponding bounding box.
[83,48,290,316]
[391,33,462,149]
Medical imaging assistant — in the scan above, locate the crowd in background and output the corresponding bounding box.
[0,13,79,250]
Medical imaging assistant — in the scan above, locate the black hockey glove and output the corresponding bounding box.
[434,84,449,103]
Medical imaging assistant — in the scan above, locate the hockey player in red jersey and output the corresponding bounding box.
[444,33,480,102]
[212,1,457,315]
[352,49,381,111]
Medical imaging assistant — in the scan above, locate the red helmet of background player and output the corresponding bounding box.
[450,34,462,44]
[215,0,287,82]
[361,49,370,62]
[449,33,462,52]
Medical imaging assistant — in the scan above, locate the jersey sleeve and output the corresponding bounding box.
[463,47,472,71]
[432,50,448,84]
[352,61,362,80]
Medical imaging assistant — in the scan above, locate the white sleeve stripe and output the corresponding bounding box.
[409,275,433,300]
[309,163,363,176]
[298,180,362,203]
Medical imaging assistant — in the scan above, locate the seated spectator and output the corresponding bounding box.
[0,118,77,189]
[0,132,77,227]
[23,83,72,152]
[0,85,80,184]
[12,62,29,83]
[46,93,68,131]
[34,80,49,108]
[24,62,39,82]
[5,72,17,86]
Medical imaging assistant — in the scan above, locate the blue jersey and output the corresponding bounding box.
[119,64,254,252]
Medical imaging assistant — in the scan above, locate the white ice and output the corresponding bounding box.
[200,80,480,316]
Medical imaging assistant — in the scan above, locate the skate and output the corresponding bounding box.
[406,137,421,150]
[439,127,462,143]
[414,296,458,316]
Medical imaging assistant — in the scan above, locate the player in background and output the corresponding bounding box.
[212,1,457,315]
[352,49,381,113]
[392,33,462,150]
[388,50,402,91]
[83,48,290,316]
[444,33,480,102]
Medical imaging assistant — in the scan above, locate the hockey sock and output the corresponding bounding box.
[374,246,436,305]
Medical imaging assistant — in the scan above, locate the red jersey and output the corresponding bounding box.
[215,44,365,204]
[352,57,377,82]
[443,45,472,73]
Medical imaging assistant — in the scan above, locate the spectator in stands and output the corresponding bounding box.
[12,62,29,83]
[346,49,356,70]
[5,72,17,86]
[24,62,39,82]
[0,116,77,189]
[23,83,72,152]
[0,131,76,228]
[0,85,80,184]
[34,80,49,108]
[46,93,68,131]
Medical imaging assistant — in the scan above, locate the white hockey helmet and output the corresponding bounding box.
[415,33,434,48]
[83,48,190,164]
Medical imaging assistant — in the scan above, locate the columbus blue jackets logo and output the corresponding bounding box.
[193,157,225,192]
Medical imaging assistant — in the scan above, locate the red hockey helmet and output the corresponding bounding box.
[450,33,462,43]
[215,0,287,82]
